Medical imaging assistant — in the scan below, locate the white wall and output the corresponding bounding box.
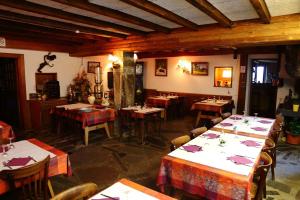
[140,54,240,112]
[0,48,82,99]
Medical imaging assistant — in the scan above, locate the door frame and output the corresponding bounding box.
[0,53,27,129]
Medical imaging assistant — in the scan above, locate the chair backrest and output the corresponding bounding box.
[1,155,50,200]
[51,183,99,200]
[263,138,276,158]
[170,135,191,151]
[254,152,272,200]
[211,117,223,125]
[221,112,231,119]
[270,129,281,145]
[190,126,207,138]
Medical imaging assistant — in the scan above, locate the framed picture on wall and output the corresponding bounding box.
[191,62,209,75]
[155,59,167,76]
[87,61,100,73]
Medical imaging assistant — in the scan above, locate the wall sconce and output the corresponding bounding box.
[134,53,138,63]
[177,59,191,74]
[108,54,120,69]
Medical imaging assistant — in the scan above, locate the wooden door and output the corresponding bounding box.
[249,59,278,118]
[0,58,20,127]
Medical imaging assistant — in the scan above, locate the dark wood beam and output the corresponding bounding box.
[120,0,199,30]
[51,0,170,33]
[0,0,146,35]
[70,14,300,57]
[185,0,233,27]
[0,19,108,42]
[0,9,127,38]
[249,0,271,23]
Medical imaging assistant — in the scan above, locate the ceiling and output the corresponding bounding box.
[0,0,300,56]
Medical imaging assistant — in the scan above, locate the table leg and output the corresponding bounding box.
[195,111,202,127]
[84,127,89,146]
[140,119,145,145]
[48,180,54,198]
[104,122,112,138]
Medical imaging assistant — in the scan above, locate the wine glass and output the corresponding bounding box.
[233,126,238,138]
[254,113,258,121]
[8,131,15,149]
[243,110,246,117]
[2,143,8,157]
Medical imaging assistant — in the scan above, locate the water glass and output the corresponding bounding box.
[254,113,258,121]
[2,144,8,157]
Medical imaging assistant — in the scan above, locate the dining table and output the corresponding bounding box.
[191,99,232,127]
[147,96,179,119]
[0,138,72,197]
[211,114,275,139]
[0,121,14,141]
[121,106,165,144]
[89,178,176,200]
[52,103,116,145]
[157,130,265,200]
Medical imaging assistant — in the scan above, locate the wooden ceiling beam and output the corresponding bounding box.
[0,0,146,35]
[185,0,233,27]
[51,0,170,33]
[249,0,271,23]
[120,0,199,30]
[70,14,300,57]
[0,10,128,38]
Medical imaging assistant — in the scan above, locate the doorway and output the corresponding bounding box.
[249,59,279,118]
[0,53,27,130]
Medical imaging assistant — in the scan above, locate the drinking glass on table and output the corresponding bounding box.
[8,130,15,149]
[243,110,246,117]
[254,113,258,121]
[1,142,8,157]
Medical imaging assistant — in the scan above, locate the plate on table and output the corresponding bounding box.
[79,107,93,112]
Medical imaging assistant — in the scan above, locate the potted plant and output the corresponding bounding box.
[286,120,300,144]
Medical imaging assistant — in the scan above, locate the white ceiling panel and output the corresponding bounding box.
[90,0,181,28]
[266,0,300,16]
[208,0,258,20]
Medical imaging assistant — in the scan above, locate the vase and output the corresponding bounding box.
[88,95,95,104]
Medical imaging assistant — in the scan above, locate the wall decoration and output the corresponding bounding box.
[87,61,100,73]
[155,59,168,76]
[214,67,233,88]
[191,62,209,75]
[37,52,56,73]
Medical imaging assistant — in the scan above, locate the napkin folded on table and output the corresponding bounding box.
[220,122,233,127]
[202,133,220,139]
[251,127,267,131]
[229,116,242,120]
[6,157,33,167]
[182,145,203,153]
[240,140,261,147]
[227,155,253,165]
[257,120,272,124]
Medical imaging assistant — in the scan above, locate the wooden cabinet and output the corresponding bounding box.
[29,98,67,130]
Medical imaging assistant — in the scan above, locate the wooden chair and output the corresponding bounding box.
[262,138,276,180]
[208,117,223,128]
[251,152,272,200]
[190,126,207,139]
[170,135,191,151]
[0,156,51,200]
[51,183,98,200]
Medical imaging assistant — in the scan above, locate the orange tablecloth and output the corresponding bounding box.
[0,121,14,141]
[0,138,72,195]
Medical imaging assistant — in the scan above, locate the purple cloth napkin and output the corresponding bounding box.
[220,122,233,127]
[0,146,9,153]
[202,133,220,139]
[229,116,242,120]
[227,155,253,165]
[258,120,272,124]
[240,140,261,147]
[182,145,203,153]
[6,157,33,167]
[251,127,267,131]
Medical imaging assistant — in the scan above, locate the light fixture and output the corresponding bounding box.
[177,59,191,74]
[134,53,138,62]
[75,30,80,34]
[108,54,119,63]
[222,69,232,78]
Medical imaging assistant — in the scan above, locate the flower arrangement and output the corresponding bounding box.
[68,70,91,102]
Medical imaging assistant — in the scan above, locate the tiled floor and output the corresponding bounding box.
[10,116,300,199]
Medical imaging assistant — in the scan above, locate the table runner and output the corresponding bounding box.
[0,138,72,195]
[213,114,275,139]
[90,179,176,200]
[157,130,264,200]
[53,106,116,128]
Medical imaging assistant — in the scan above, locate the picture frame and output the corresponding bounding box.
[214,66,233,88]
[191,62,209,75]
[87,61,100,73]
[135,62,144,75]
[155,59,168,76]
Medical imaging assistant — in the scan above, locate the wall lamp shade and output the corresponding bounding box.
[222,70,232,78]
[177,59,191,73]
